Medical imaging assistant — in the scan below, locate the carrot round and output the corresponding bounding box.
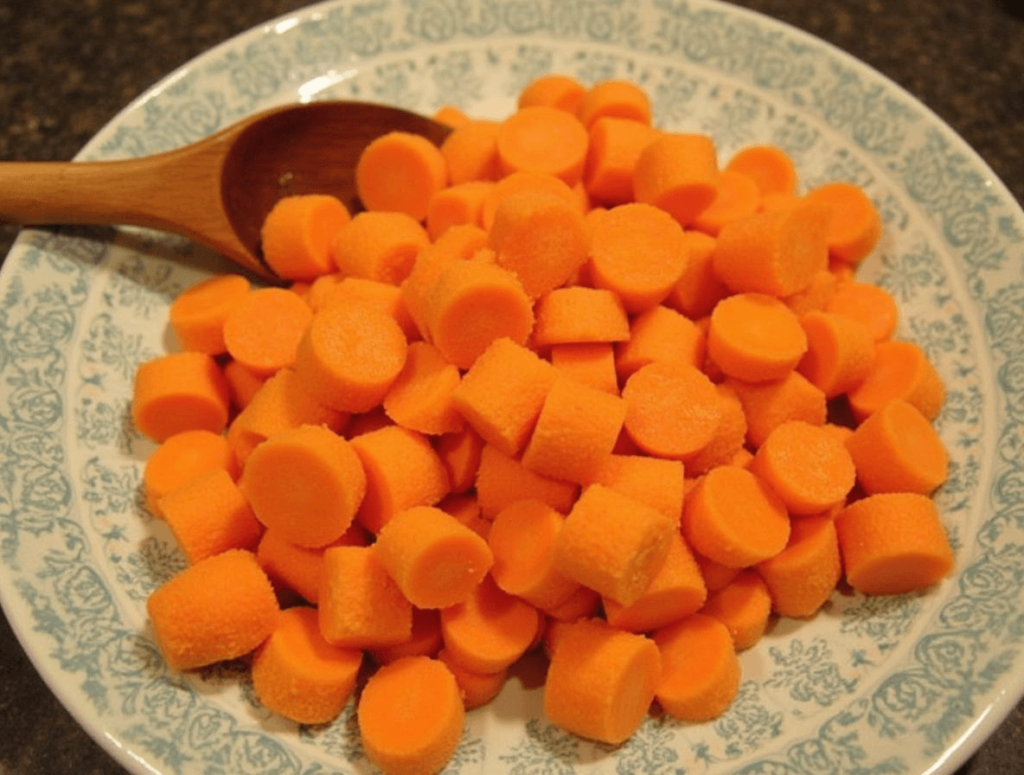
[355,130,448,221]
[382,341,464,436]
[439,119,502,185]
[487,189,590,299]
[846,339,945,422]
[260,194,351,281]
[586,453,685,523]
[804,181,883,264]
[682,465,791,568]
[784,268,840,316]
[168,273,251,354]
[699,568,773,650]
[685,383,749,477]
[496,105,589,186]
[711,199,831,297]
[614,304,706,381]
[240,424,366,548]
[549,342,619,395]
[845,398,949,495]
[726,370,828,449]
[318,276,419,341]
[543,617,661,745]
[331,210,430,286]
[426,180,495,240]
[479,170,581,231]
[587,202,689,313]
[146,549,279,671]
[436,647,508,710]
[435,427,485,494]
[621,361,724,461]
[826,280,899,342]
[835,492,954,595]
[584,116,657,205]
[797,310,876,399]
[577,79,652,127]
[756,514,841,618]
[223,287,313,377]
[251,606,363,725]
[357,655,465,775]
[142,429,238,516]
[257,523,368,604]
[433,104,470,128]
[370,607,444,665]
[530,286,631,349]
[223,359,266,411]
[132,351,231,442]
[724,144,798,197]
[474,443,579,520]
[632,133,719,226]
[749,420,856,516]
[374,505,493,608]
[518,73,587,113]
[653,613,741,722]
[664,229,729,320]
[707,292,808,383]
[691,168,762,237]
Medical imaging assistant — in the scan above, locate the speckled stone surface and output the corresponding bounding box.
[1,0,1022,773]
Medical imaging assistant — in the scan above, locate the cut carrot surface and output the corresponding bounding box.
[518,73,587,113]
[223,287,313,377]
[725,144,798,197]
[169,273,251,355]
[132,351,231,443]
[496,105,590,185]
[260,194,350,281]
[355,130,448,221]
[332,210,430,286]
[654,613,740,722]
[143,429,238,516]
[633,133,719,226]
[707,292,808,383]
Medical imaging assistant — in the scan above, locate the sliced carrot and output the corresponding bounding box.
[374,505,493,608]
[439,119,502,185]
[357,656,465,775]
[331,210,430,286]
[699,568,773,650]
[682,465,790,568]
[223,287,313,378]
[543,617,661,745]
[724,144,798,197]
[132,351,231,442]
[256,523,368,605]
[549,342,619,395]
[437,646,508,710]
[474,443,579,520]
[784,268,839,316]
[664,229,730,320]
[749,420,856,516]
[586,453,685,523]
[260,194,351,281]
[142,429,238,517]
[796,310,876,398]
[479,170,581,231]
[707,292,808,383]
[633,133,719,226]
[691,168,762,236]
[845,399,949,494]
[826,280,899,342]
[804,181,883,264]
[584,117,657,205]
[846,339,945,422]
[434,426,485,494]
[726,370,828,449]
[518,73,587,113]
[222,359,266,411]
[438,492,491,540]
[530,286,631,349]
[433,104,470,128]
[653,613,741,722]
[168,273,251,354]
[587,202,689,313]
[711,199,831,297]
[355,130,448,221]
[756,514,841,618]
[577,80,653,127]
[251,606,363,725]
[318,276,419,342]
[496,105,589,186]
[694,552,742,594]
[835,492,954,595]
[685,383,749,477]
[426,180,495,240]
[370,607,444,665]
[382,341,464,436]
[614,304,706,382]
[541,584,601,622]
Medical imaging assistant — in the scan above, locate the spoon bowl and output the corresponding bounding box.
[0,101,452,280]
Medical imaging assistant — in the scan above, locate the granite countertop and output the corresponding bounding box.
[1,0,1023,772]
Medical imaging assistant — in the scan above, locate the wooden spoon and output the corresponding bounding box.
[0,101,451,280]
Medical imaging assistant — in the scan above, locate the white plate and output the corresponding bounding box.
[1,1,1021,773]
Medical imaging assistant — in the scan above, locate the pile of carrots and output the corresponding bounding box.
[133,73,954,775]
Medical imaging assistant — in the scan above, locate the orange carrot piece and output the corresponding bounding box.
[142,429,238,516]
[682,465,790,568]
[749,420,856,516]
[664,230,730,320]
[439,574,543,674]
[783,268,839,316]
[707,292,808,383]
[496,105,590,186]
[437,647,508,710]
[549,342,619,395]
[382,341,464,436]
[434,426,485,494]
[695,552,742,594]
[479,170,582,231]
[438,492,491,540]
[587,202,689,313]
[370,607,444,665]
[487,499,581,610]
[518,73,587,113]
[226,366,347,467]
[543,617,661,745]
[724,144,798,197]
[169,274,251,354]
[845,399,949,495]
[374,505,493,608]
[531,286,631,349]
[756,514,841,618]
[586,453,685,523]
[700,568,773,650]
[222,287,313,378]
[577,80,653,128]
[621,361,724,461]
[583,117,657,205]
[835,492,954,595]
[846,339,945,422]
[555,483,675,606]
[260,194,351,281]
[653,613,741,722]
[426,180,496,240]
[691,168,762,237]
[357,656,465,775]
[633,133,719,227]
[521,376,627,484]
[759,191,801,213]
[318,275,419,341]
[293,301,408,414]
[355,131,448,221]
[425,258,535,369]
[132,351,231,442]
[439,119,502,185]
[487,189,590,299]
[160,469,263,564]
[711,199,831,297]
[302,272,344,311]
[223,359,266,411]
[614,304,706,381]
[257,523,368,604]
[474,443,579,520]
[796,310,876,399]
[826,281,899,342]
[251,606,363,724]
[318,545,413,648]
[685,383,749,477]
[240,424,366,548]
[331,210,430,286]
[541,584,601,621]
[726,370,828,449]
[805,181,883,264]
[450,336,558,456]
[433,104,470,128]
[146,549,279,671]
[603,531,707,633]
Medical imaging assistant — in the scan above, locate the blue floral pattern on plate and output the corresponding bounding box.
[1,0,1022,773]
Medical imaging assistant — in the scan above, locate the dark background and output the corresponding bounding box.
[2,0,1022,772]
